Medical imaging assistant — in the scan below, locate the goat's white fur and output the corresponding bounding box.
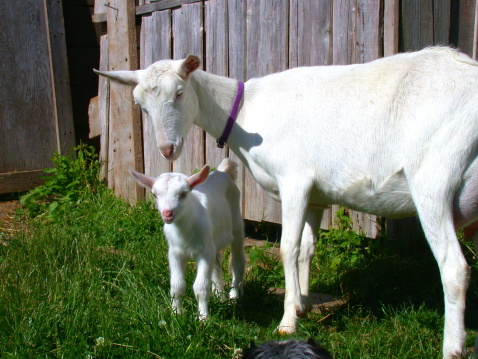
[130,158,246,319]
[96,47,478,358]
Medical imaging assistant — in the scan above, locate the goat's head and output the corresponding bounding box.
[129,165,210,224]
[94,55,201,161]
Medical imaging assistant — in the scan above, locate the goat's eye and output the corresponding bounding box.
[176,90,183,98]
[180,191,188,199]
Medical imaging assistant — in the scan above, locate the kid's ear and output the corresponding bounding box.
[187,165,210,189]
[129,168,156,190]
[179,55,201,77]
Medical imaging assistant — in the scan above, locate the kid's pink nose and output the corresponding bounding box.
[162,210,174,222]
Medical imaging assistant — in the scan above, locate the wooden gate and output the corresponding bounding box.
[0,0,75,194]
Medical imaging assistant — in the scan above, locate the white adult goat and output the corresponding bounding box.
[130,158,246,319]
[96,46,478,358]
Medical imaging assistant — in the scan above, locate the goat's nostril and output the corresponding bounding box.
[160,144,174,158]
[162,210,173,218]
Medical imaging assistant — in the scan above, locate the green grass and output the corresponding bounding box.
[1,147,478,358]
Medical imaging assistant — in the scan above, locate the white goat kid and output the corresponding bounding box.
[96,47,478,358]
[130,158,246,319]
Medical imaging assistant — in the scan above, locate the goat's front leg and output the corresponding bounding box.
[298,207,323,313]
[168,247,187,314]
[277,180,312,334]
[194,252,214,319]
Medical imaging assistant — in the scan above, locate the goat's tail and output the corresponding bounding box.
[217,158,238,181]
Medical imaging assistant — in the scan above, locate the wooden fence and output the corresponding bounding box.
[90,0,478,238]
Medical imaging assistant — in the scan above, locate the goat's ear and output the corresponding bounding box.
[179,55,201,78]
[187,165,210,189]
[93,69,145,86]
[129,168,155,190]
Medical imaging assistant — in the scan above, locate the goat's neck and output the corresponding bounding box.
[190,70,242,142]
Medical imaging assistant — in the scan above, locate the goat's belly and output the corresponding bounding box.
[326,170,417,218]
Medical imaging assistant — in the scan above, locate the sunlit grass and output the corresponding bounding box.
[1,145,478,358]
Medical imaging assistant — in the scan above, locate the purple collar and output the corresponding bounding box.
[216,81,244,148]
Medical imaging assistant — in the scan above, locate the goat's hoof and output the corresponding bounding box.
[276,324,297,335]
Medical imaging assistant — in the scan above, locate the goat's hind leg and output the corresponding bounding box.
[229,225,246,299]
[212,251,226,299]
[412,180,470,359]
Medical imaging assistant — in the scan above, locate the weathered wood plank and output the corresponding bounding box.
[332,0,356,65]
[402,0,434,51]
[136,0,202,15]
[205,0,228,169]
[172,2,204,175]
[45,0,76,155]
[94,0,106,15]
[244,0,288,224]
[227,0,247,217]
[0,0,57,173]
[458,0,477,57]
[98,35,110,183]
[383,0,399,56]
[355,0,381,63]
[0,170,46,194]
[88,96,100,138]
[290,0,331,68]
[106,0,143,203]
[434,0,451,46]
[141,10,172,178]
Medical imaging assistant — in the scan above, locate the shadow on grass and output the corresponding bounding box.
[329,237,478,331]
[208,279,284,328]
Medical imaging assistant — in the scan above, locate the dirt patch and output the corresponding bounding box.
[0,200,21,245]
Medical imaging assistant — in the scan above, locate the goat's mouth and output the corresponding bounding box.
[162,215,175,224]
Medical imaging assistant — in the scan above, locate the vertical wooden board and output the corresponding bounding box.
[205,0,228,168]
[98,35,110,182]
[332,0,356,65]
[0,0,57,173]
[401,0,434,51]
[106,0,143,203]
[383,0,399,56]
[289,0,299,69]
[355,0,381,63]
[172,2,204,175]
[227,0,247,216]
[45,0,76,155]
[244,0,288,224]
[434,0,451,46]
[458,0,477,57]
[296,0,332,67]
[94,0,106,15]
[142,10,173,178]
